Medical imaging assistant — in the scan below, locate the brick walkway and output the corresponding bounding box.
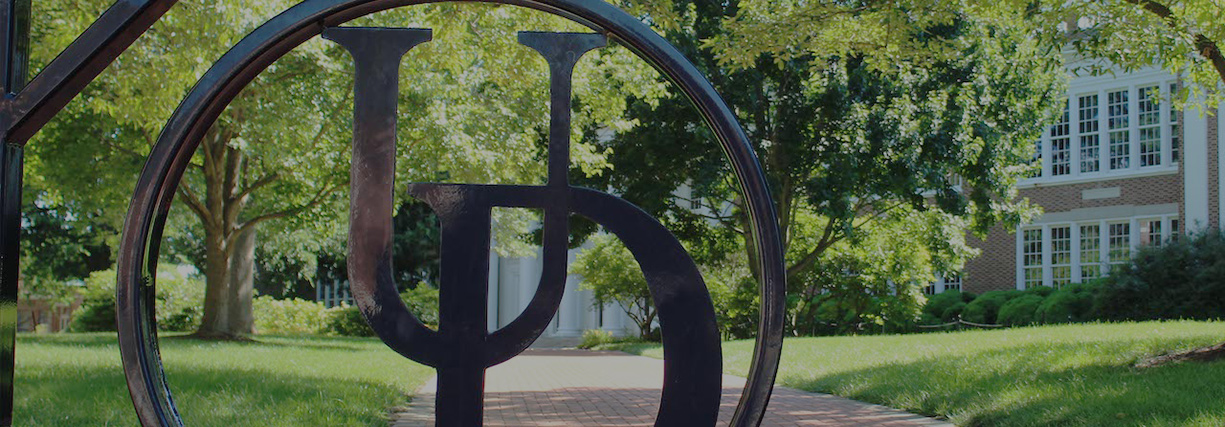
[390,349,951,426]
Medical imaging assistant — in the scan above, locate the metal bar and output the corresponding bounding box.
[0,142,23,427]
[0,1,28,424]
[3,0,176,143]
[0,0,29,95]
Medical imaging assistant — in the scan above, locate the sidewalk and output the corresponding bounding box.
[390,349,952,426]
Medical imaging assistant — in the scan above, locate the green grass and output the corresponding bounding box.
[612,321,1225,426]
[15,333,434,426]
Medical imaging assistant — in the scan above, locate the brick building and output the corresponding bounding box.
[950,64,1216,295]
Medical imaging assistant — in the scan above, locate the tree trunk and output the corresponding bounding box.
[197,228,232,338]
[226,226,256,335]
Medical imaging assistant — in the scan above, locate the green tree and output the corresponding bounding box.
[572,234,658,340]
[593,1,1060,334]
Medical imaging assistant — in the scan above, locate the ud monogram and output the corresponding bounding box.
[327,27,722,425]
[0,0,787,426]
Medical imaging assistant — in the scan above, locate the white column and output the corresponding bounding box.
[1218,107,1225,230]
[1185,104,1211,229]
[1014,225,1025,290]
[555,249,583,336]
[487,250,500,333]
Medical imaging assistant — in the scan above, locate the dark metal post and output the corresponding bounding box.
[0,1,28,425]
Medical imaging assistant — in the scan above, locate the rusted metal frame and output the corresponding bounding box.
[0,1,175,426]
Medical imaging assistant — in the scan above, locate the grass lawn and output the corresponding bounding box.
[613,321,1225,426]
[15,333,434,426]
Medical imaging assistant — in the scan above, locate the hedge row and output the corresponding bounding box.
[921,230,1225,327]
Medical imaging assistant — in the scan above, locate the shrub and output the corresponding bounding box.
[578,330,615,349]
[1024,286,1055,298]
[998,294,1044,326]
[941,302,968,322]
[69,300,116,332]
[154,268,205,332]
[401,285,440,327]
[1036,282,1098,323]
[1093,230,1225,321]
[923,291,974,322]
[962,290,1021,324]
[253,296,331,334]
[325,306,375,337]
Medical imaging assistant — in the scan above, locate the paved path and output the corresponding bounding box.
[390,349,951,426]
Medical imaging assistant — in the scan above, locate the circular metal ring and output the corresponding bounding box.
[116,1,786,425]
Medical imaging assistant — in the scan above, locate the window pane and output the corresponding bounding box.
[1080,224,1101,281]
[1023,228,1044,288]
[1139,86,1161,166]
[1143,219,1163,247]
[1109,222,1131,265]
[1051,101,1071,176]
[1079,94,1100,173]
[1170,83,1181,163]
[1050,226,1072,288]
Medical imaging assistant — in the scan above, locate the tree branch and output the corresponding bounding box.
[231,173,280,205]
[177,183,210,221]
[230,183,340,242]
[786,218,842,277]
[1125,0,1225,84]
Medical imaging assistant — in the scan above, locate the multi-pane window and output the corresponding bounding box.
[1170,83,1181,163]
[1031,82,1177,181]
[1023,229,1044,288]
[1080,224,1101,280]
[943,273,962,292]
[1142,219,1163,247]
[1108,222,1131,266]
[1020,216,1176,288]
[1079,94,1101,173]
[1138,86,1162,166]
[1107,90,1130,170]
[1050,101,1071,176]
[1050,226,1072,287]
[924,272,963,295]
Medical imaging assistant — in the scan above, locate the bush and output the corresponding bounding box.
[1024,286,1055,298]
[941,302,968,322]
[577,330,612,349]
[400,285,440,327]
[1036,282,1098,323]
[962,290,1021,324]
[325,306,375,337]
[923,291,975,322]
[154,268,205,332]
[69,300,116,332]
[998,294,1044,326]
[1093,230,1225,321]
[253,296,331,334]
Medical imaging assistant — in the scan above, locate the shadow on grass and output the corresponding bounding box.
[780,340,1225,427]
[15,359,409,426]
[17,333,380,353]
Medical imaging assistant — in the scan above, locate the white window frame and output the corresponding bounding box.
[1025,72,1179,187]
[1015,214,1177,289]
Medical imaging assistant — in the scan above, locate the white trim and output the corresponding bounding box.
[1219,108,1225,230]
[1031,203,1178,224]
[1016,213,1177,289]
[1027,77,1180,187]
[1018,167,1178,188]
[1185,103,1210,229]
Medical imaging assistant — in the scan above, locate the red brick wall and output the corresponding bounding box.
[964,173,1183,294]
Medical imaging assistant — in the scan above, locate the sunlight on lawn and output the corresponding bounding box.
[14,333,433,426]
[618,321,1225,426]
